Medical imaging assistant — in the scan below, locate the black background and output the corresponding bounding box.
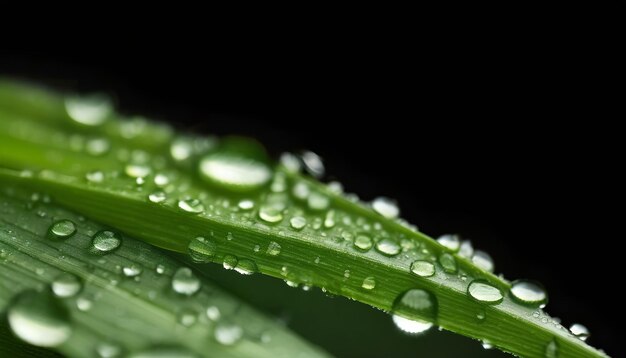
[0,47,619,357]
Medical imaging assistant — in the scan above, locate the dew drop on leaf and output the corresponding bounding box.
[148,191,167,203]
[289,216,306,230]
[569,323,589,341]
[362,276,376,290]
[223,255,238,270]
[92,230,122,254]
[375,238,401,256]
[437,234,460,252]
[199,153,271,191]
[177,308,197,327]
[545,339,559,358]
[177,199,205,214]
[472,250,494,272]
[8,289,72,347]
[301,151,324,178]
[510,280,547,307]
[96,342,122,358]
[125,164,151,178]
[234,259,258,275]
[122,264,143,277]
[86,170,105,183]
[206,306,221,321]
[266,241,282,256]
[65,94,112,126]
[438,253,457,273]
[280,152,301,173]
[52,272,82,298]
[468,280,503,304]
[259,206,283,223]
[391,289,438,335]
[171,267,200,296]
[354,235,373,251]
[188,237,217,263]
[371,197,399,219]
[48,219,77,240]
[237,199,254,210]
[392,315,433,335]
[410,260,435,277]
[153,173,170,187]
[214,322,244,346]
[307,192,330,211]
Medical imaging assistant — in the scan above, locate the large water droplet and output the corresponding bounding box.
[52,273,82,298]
[569,323,589,341]
[188,237,217,263]
[65,94,112,126]
[266,241,282,256]
[125,164,151,178]
[148,191,167,203]
[234,259,258,275]
[92,230,122,253]
[171,268,200,296]
[48,220,76,240]
[86,171,105,183]
[545,339,559,358]
[223,255,238,270]
[177,199,205,214]
[122,264,143,278]
[392,289,437,335]
[259,206,283,223]
[362,276,376,290]
[307,192,330,211]
[292,182,310,200]
[214,322,244,346]
[510,280,547,307]
[437,234,460,252]
[459,240,474,258]
[468,280,503,304]
[375,238,401,256]
[8,290,72,347]
[301,151,324,178]
[372,197,399,219]
[392,315,433,335]
[206,306,221,321]
[170,138,194,161]
[280,152,301,173]
[472,250,494,272]
[410,260,435,277]
[199,153,271,191]
[289,216,306,230]
[96,342,122,358]
[438,253,457,273]
[154,173,170,187]
[354,235,373,251]
[238,199,254,211]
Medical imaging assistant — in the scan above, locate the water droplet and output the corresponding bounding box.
[171,267,200,296]
[259,206,283,223]
[177,309,197,327]
[266,241,282,256]
[223,255,238,270]
[510,280,547,306]
[569,323,589,341]
[411,260,435,277]
[8,290,71,347]
[391,289,437,335]
[177,199,205,214]
[65,94,112,126]
[199,153,271,191]
[468,280,503,304]
[86,138,110,156]
[392,315,433,335]
[122,264,143,277]
[292,182,310,200]
[154,173,170,187]
[438,253,457,273]
[476,309,486,321]
[170,138,193,161]
[362,276,376,290]
[188,237,217,263]
[472,250,494,272]
[307,192,330,211]
[52,273,82,298]
[214,322,243,346]
[76,296,93,311]
[459,240,474,258]
[375,238,401,256]
[482,341,493,349]
[238,199,254,210]
[270,173,287,192]
[206,306,221,321]
[437,234,460,252]
[48,220,76,240]
[125,164,151,178]
[86,170,105,183]
[290,216,306,230]
[372,197,399,219]
[148,191,167,203]
[545,339,559,358]
[280,152,301,173]
[301,151,324,178]
[234,259,258,275]
[92,230,122,253]
[354,235,373,251]
[156,264,166,275]
[324,210,336,228]
[96,342,122,358]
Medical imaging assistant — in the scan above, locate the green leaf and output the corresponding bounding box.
[0,187,329,358]
[0,79,609,358]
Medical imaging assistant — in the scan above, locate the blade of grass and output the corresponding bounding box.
[0,186,329,358]
[0,79,609,358]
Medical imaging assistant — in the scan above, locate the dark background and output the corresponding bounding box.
[0,49,619,357]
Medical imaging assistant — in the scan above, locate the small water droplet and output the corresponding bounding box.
[188,237,217,263]
[362,276,376,290]
[177,199,205,214]
[206,306,221,321]
[280,152,301,173]
[266,241,282,256]
[472,250,494,272]
[459,240,474,258]
[410,260,435,277]
[292,182,310,200]
[177,309,197,327]
[372,197,399,219]
[92,230,122,253]
[170,138,194,161]
[65,94,112,126]
[510,280,547,307]
[47,220,76,241]
[545,339,559,358]
[148,191,167,203]
[154,173,170,187]
[8,290,72,347]
[234,259,258,275]
[96,342,122,358]
[223,255,238,270]
[437,234,460,252]
[238,199,254,211]
[468,280,503,304]
[259,207,283,223]
[569,323,589,341]
[354,235,373,251]
[214,322,243,346]
[125,164,151,178]
[307,192,330,211]
[375,238,401,256]
[86,138,110,156]
[324,210,336,228]
[301,151,325,178]
[76,296,93,311]
[476,309,486,321]
[52,273,82,298]
[290,216,306,230]
[482,341,493,349]
[122,264,143,277]
[171,267,200,296]
[438,253,457,273]
[199,153,271,191]
[86,170,105,183]
[156,264,166,275]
